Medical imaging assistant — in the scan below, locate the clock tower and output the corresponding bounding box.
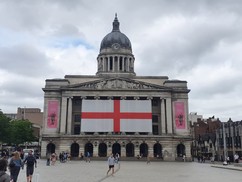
[96,14,135,78]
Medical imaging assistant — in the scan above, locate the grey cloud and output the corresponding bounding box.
[50,24,85,38]
[0,45,55,77]
[0,77,45,98]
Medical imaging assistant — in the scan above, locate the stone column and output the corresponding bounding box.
[161,98,166,134]
[101,59,104,71]
[107,142,112,155]
[148,143,154,157]
[67,97,73,135]
[60,97,68,134]
[117,56,120,72]
[93,142,98,157]
[122,57,124,71]
[166,98,173,134]
[127,57,130,72]
[134,142,140,157]
[108,57,110,71]
[42,97,48,133]
[121,145,126,157]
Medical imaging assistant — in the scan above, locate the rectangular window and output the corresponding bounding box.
[152,100,158,106]
[74,125,80,135]
[152,125,159,135]
[152,115,158,123]
[74,115,81,122]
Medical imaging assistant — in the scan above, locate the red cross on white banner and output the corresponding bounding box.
[81,100,152,132]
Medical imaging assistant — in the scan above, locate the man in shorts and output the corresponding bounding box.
[107,153,115,176]
[23,150,37,182]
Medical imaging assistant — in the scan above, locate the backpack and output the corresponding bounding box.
[9,159,16,168]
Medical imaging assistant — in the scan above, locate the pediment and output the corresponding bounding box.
[63,78,167,90]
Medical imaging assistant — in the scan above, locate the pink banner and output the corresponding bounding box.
[174,102,186,129]
[47,100,59,128]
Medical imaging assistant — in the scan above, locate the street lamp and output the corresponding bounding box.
[223,123,227,161]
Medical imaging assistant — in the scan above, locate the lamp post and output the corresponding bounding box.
[223,122,227,164]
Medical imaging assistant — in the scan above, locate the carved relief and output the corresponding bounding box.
[72,79,158,90]
[96,79,153,89]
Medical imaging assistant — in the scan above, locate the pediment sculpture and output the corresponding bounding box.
[68,78,163,90]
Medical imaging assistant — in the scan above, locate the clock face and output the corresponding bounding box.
[112,43,120,50]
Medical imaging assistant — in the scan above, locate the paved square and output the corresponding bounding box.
[11,159,242,182]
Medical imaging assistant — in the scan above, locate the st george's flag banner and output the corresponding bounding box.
[81,100,152,132]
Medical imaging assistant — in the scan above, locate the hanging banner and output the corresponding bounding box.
[47,100,59,128]
[174,101,186,129]
[81,100,152,132]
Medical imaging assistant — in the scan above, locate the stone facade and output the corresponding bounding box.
[41,15,192,161]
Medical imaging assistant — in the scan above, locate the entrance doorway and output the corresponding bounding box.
[140,143,148,157]
[98,143,107,157]
[46,143,55,154]
[126,143,134,157]
[85,142,93,157]
[112,143,121,156]
[71,143,80,157]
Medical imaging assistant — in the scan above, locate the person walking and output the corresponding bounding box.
[86,152,91,163]
[9,152,23,182]
[106,154,115,176]
[115,153,119,164]
[146,153,151,164]
[23,150,37,182]
[46,153,51,166]
[51,153,57,166]
[0,159,11,182]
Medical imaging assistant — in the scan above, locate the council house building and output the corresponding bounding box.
[41,15,192,161]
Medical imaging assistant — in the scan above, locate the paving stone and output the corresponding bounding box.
[11,159,242,182]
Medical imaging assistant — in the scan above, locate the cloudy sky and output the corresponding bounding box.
[0,0,242,122]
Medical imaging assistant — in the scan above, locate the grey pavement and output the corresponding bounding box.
[10,159,242,182]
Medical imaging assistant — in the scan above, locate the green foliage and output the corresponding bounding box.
[0,112,11,143]
[0,111,36,145]
[9,119,36,146]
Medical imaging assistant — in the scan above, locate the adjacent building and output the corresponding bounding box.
[41,15,192,161]
[190,116,221,159]
[216,119,242,161]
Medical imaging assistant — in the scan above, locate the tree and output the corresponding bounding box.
[0,111,11,143]
[9,119,36,146]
